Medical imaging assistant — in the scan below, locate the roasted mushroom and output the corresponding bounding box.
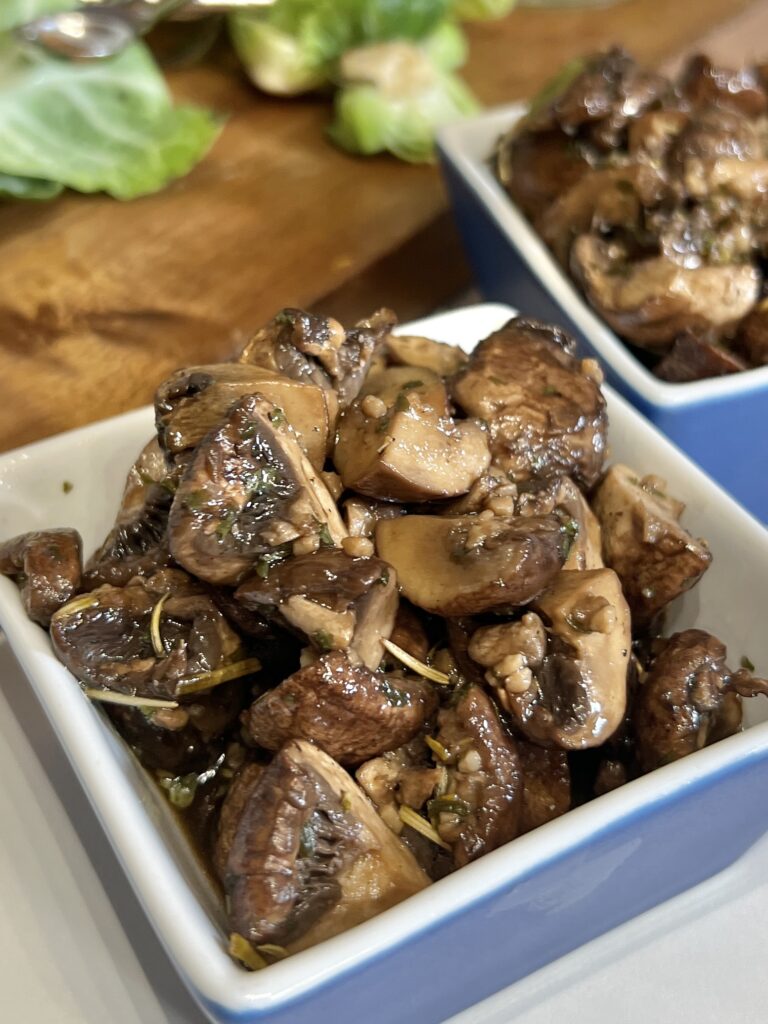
[432,685,522,866]
[570,234,760,351]
[470,568,631,749]
[592,464,711,625]
[0,528,82,626]
[679,54,768,118]
[633,629,768,772]
[235,549,397,670]
[334,369,490,503]
[519,743,571,834]
[155,364,337,470]
[50,569,253,701]
[384,334,468,377]
[451,318,607,488]
[356,741,443,836]
[654,330,747,382]
[217,739,429,950]
[244,651,437,764]
[376,512,567,616]
[85,437,174,588]
[736,300,768,365]
[169,394,346,586]
[238,308,395,408]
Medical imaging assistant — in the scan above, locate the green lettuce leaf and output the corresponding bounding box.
[0,171,62,200]
[0,37,222,199]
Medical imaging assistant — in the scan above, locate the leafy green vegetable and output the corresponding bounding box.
[0,171,62,200]
[422,20,467,71]
[451,0,516,19]
[229,0,452,96]
[0,38,221,199]
[329,41,478,162]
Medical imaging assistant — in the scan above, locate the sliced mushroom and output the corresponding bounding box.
[632,629,766,772]
[169,394,346,586]
[334,371,490,502]
[571,234,760,350]
[539,164,666,266]
[218,739,429,950]
[343,495,406,538]
[243,651,436,764]
[356,743,442,836]
[451,318,607,488]
[591,464,712,625]
[238,308,395,408]
[519,743,571,834]
[654,330,747,381]
[213,762,263,882]
[50,569,249,701]
[432,685,522,866]
[0,528,82,626]
[235,549,397,670]
[628,109,689,164]
[388,603,430,663]
[155,364,337,470]
[496,127,595,222]
[678,54,768,118]
[85,437,174,588]
[471,568,631,749]
[385,334,468,377]
[376,513,567,616]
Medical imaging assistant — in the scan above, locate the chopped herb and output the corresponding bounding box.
[376,568,390,586]
[425,735,451,762]
[282,691,297,707]
[340,791,353,812]
[216,515,235,540]
[427,796,471,824]
[255,548,290,579]
[183,489,209,512]
[247,467,280,497]
[62,480,74,494]
[401,380,424,390]
[378,679,410,707]
[312,629,334,652]
[741,655,756,672]
[241,423,258,440]
[542,386,561,397]
[393,392,410,413]
[489,375,505,386]
[398,805,450,850]
[317,522,334,548]
[268,408,286,427]
[376,416,392,434]
[274,311,295,327]
[299,819,316,858]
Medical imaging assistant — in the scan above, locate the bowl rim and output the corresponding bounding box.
[437,103,768,410]
[1,303,768,1018]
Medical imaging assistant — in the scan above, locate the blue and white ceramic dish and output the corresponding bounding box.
[1,303,767,1024]
[437,107,768,525]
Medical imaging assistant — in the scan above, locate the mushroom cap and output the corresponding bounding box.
[451,318,607,488]
[219,739,429,950]
[169,393,346,586]
[243,651,437,765]
[571,234,760,351]
[375,512,567,617]
[0,528,82,627]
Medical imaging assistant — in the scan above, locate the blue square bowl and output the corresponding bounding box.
[1,305,767,1023]
[437,106,768,525]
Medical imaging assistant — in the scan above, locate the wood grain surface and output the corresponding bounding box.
[0,0,763,451]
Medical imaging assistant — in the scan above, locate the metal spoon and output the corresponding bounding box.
[16,0,274,61]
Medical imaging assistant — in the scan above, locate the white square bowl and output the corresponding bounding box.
[1,303,768,1024]
[437,106,768,524]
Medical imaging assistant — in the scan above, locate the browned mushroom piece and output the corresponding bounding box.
[85,437,175,588]
[235,549,397,670]
[519,743,571,834]
[0,528,82,627]
[213,762,264,882]
[538,164,667,266]
[654,331,748,382]
[388,603,430,663]
[334,369,490,503]
[591,464,712,626]
[627,109,689,164]
[470,568,631,750]
[570,234,760,351]
[632,629,768,773]
[678,54,768,117]
[497,126,595,223]
[243,651,436,765]
[218,739,429,951]
[432,685,522,867]
[451,318,607,488]
[155,364,337,471]
[238,308,395,408]
[385,334,468,377]
[169,394,346,587]
[376,512,567,616]
[667,105,763,175]
[736,299,768,365]
[50,569,250,701]
[342,496,406,538]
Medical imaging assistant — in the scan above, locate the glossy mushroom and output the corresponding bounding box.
[0,528,82,626]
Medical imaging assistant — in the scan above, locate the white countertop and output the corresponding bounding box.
[1,635,764,1024]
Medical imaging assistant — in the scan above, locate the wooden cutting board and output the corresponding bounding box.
[0,0,763,451]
